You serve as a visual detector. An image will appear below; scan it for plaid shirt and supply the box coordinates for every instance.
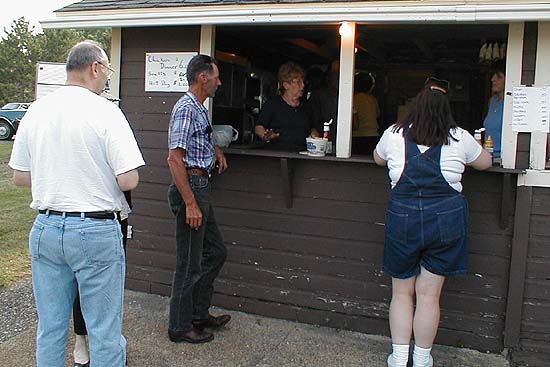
[168,92,215,170]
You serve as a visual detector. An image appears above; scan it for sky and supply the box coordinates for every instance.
[0,0,77,36]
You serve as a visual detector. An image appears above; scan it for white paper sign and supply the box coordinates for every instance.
[145,52,196,92]
[512,86,550,133]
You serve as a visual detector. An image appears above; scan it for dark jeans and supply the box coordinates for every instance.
[73,218,128,335]
[167,177,227,332]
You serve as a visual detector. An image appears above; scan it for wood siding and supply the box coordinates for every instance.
[119,25,199,293]
[127,121,515,353]
[509,187,550,367]
[119,25,550,365]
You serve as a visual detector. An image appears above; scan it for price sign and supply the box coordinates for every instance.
[145,52,196,92]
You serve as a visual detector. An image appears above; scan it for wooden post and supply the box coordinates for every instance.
[530,22,550,170]
[504,185,532,347]
[336,22,355,158]
[501,23,524,169]
[110,27,122,104]
[200,25,216,119]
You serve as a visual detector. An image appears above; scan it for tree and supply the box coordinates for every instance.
[0,18,40,104]
[0,17,111,105]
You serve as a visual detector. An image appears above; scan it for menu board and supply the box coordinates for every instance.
[512,86,550,132]
[145,52,196,92]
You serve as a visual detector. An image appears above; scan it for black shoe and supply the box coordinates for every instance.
[74,362,90,367]
[168,327,214,344]
[192,314,231,330]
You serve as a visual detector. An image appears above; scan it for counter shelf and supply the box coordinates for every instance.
[223,146,524,229]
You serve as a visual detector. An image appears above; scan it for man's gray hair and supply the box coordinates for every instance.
[186,54,218,86]
[66,40,106,72]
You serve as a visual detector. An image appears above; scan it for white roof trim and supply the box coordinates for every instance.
[42,2,550,29]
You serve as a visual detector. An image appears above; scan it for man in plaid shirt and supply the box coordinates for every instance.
[166,54,230,344]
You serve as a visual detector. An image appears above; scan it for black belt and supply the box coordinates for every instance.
[38,209,118,220]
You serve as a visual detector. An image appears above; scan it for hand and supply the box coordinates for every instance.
[214,146,228,173]
[186,200,203,229]
[263,129,280,142]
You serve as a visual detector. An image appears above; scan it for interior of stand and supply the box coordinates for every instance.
[213,23,508,151]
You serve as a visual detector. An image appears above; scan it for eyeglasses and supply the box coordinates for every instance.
[97,61,115,78]
[289,79,304,85]
[424,77,450,92]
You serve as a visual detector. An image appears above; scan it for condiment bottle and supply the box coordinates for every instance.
[323,120,333,154]
[474,129,482,145]
[484,135,494,154]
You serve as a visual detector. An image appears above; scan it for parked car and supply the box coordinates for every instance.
[0,102,31,140]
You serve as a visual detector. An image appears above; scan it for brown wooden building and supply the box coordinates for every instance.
[44,1,550,366]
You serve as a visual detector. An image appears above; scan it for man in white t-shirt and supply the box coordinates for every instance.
[9,40,145,367]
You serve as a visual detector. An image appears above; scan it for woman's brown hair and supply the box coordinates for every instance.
[394,79,458,146]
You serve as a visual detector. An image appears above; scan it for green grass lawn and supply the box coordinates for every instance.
[0,142,35,287]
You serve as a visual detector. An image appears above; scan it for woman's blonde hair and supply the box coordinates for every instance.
[277,61,304,94]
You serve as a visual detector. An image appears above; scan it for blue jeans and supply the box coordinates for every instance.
[30,213,126,367]
[168,176,227,332]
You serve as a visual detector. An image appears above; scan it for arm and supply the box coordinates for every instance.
[116,169,139,191]
[254,124,279,142]
[167,148,202,229]
[13,170,31,187]
[373,149,387,166]
[255,100,280,142]
[468,149,493,170]
[214,146,228,174]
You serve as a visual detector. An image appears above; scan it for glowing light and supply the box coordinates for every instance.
[339,21,353,37]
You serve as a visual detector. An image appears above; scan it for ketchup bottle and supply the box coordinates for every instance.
[323,120,333,154]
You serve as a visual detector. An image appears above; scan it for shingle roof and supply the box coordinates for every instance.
[58,0,372,12]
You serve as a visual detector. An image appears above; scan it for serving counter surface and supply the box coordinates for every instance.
[223,146,525,174]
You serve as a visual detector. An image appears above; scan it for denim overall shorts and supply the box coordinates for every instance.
[383,129,469,279]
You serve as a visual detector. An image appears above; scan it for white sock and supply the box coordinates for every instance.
[413,344,433,367]
[74,334,89,364]
[388,343,409,367]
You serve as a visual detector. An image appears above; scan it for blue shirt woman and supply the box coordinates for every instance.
[483,94,504,158]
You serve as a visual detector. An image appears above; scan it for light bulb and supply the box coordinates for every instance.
[339,21,353,37]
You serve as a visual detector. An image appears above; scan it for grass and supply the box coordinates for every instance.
[0,142,35,287]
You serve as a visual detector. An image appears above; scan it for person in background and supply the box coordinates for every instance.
[352,72,380,155]
[374,79,492,367]
[254,61,313,151]
[72,190,132,367]
[8,40,145,367]
[306,60,339,136]
[483,60,506,158]
[167,54,230,344]
[304,66,326,102]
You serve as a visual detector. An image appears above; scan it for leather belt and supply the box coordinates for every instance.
[186,168,209,178]
[38,209,118,220]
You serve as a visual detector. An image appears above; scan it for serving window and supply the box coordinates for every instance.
[213,23,508,156]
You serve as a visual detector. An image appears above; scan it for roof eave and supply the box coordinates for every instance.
[40,2,550,29]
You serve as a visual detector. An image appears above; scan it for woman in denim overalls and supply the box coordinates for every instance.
[374,79,492,367]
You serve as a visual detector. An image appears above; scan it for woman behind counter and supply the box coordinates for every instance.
[352,72,380,155]
[483,60,505,158]
[254,62,313,151]
[374,79,492,367]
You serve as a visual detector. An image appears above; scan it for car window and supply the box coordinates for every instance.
[1,103,19,110]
